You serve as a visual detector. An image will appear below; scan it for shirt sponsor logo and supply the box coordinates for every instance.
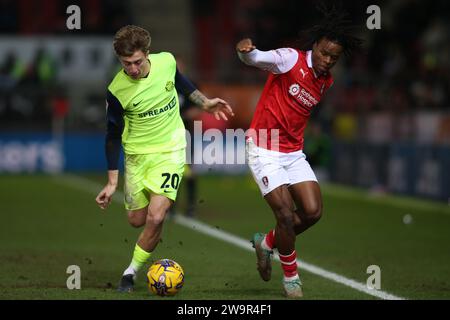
[137,97,177,118]
[288,83,318,110]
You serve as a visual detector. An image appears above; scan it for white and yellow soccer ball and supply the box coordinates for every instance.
[147,259,184,296]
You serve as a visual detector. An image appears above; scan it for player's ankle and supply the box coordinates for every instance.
[283,274,299,282]
[261,237,272,251]
[123,266,137,276]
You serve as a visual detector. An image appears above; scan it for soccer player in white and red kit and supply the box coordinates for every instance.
[237,7,361,298]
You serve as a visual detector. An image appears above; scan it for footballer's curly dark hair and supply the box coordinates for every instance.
[297,2,363,56]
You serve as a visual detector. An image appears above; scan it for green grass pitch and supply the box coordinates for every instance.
[0,174,449,300]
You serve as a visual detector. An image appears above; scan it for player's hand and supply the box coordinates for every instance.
[95,184,116,210]
[202,98,234,121]
[236,38,256,53]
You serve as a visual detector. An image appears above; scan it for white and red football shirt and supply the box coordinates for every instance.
[239,48,334,153]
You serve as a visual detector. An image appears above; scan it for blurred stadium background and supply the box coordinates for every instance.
[0,0,449,300]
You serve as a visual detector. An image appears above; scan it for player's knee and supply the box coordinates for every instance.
[274,206,295,228]
[305,203,322,223]
[129,219,145,228]
[146,211,166,227]
[127,212,146,228]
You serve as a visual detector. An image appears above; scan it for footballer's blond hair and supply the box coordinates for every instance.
[113,25,151,57]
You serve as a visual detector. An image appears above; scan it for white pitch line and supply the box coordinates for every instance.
[174,215,405,300]
[57,174,406,300]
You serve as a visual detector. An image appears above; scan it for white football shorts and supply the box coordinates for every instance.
[246,138,318,196]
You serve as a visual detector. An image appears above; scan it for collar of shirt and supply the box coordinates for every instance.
[306,50,330,79]
[306,50,318,78]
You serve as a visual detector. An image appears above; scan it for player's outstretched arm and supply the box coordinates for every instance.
[236,38,298,74]
[189,90,234,121]
[95,170,118,210]
[236,38,272,69]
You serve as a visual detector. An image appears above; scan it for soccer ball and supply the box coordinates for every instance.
[147,259,184,296]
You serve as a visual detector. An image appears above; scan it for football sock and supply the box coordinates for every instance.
[261,229,275,250]
[279,250,299,280]
[123,244,151,276]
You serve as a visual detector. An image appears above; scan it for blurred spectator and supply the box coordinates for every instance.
[0,48,58,130]
[23,48,57,87]
[0,52,26,124]
[0,51,25,89]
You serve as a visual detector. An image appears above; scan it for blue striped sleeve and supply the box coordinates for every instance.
[175,68,197,103]
[105,90,124,170]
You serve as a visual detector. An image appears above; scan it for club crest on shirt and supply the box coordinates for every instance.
[165,81,174,92]
[262,176,269,187]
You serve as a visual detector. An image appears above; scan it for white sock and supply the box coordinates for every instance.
[261,237,272,251]
[123,266,137,276]
[284,274,299,282]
